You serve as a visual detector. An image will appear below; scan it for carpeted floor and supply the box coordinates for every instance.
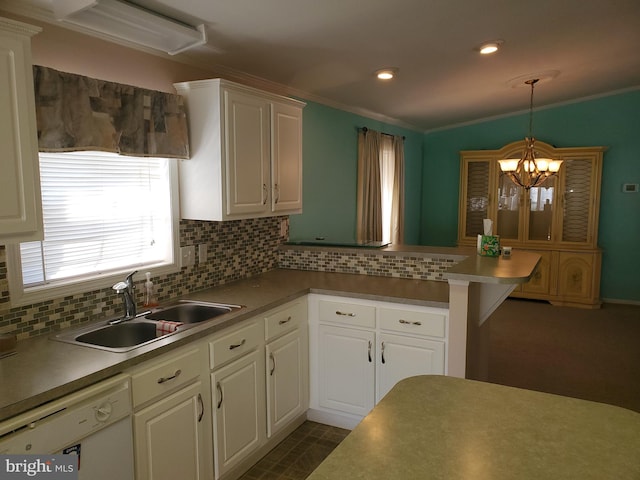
[487,298,640,412]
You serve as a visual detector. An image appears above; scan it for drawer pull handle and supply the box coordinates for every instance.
[229,339,246,350]
[336,311,356,317]
[197,393,204,422]
[157,369,182,384]
[278,316,292,325]
[368,340,372,363]
[399,319,422,326]
[381,342,386,364]
[269,352,276,376]
[216,382,223,409]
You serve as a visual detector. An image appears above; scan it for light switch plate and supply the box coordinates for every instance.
[622,183,638,193]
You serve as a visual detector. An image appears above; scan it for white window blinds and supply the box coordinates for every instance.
[20,151,174,287]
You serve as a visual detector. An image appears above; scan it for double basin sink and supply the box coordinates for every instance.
[53,301,242,353]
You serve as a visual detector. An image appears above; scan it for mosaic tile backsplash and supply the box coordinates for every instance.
[0,217,287,340]
[278,248,458,281]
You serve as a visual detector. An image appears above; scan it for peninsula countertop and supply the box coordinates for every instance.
[307,376,640,480]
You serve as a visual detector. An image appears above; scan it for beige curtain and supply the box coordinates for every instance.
[391,135,405,244]
[32,65,190,159]
[357,129,382,242]
[357,128,405,244]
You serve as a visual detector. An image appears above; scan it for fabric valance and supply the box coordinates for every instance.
[32,65,190,159]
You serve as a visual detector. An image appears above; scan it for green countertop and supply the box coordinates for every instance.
[307,376,640,480]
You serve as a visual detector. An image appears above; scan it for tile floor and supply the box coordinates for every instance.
[239,421,350,480]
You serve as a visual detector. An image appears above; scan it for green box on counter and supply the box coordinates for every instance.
[479,235,500,257]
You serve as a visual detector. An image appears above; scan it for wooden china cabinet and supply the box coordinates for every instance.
[458,139,606,308]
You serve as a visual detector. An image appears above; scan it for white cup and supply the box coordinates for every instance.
[502,246,512,258]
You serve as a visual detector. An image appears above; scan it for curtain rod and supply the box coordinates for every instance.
[359,127,405,140]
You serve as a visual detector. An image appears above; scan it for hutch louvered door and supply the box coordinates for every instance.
[459,140,606,308]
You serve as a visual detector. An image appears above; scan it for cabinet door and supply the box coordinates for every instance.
[525,179,557,243]
[521,250,553,295]
[458,156,496,243]
[211,349,265,479]
[134,381,207,480]
[266,329,305,437]
[318,325,375,416]
[377,333,444,402]
[223,88,271,216]
[271,101,303,213]
[0,20,43,242]
[557,252,595,300]
[496,173,523,241]
[557,155,600,246]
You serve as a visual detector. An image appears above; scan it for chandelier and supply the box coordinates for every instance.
[498,79,562,189]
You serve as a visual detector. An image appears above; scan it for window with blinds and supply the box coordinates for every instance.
[11,151,178,299]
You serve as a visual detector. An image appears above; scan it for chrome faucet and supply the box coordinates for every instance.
[110,270,137,324]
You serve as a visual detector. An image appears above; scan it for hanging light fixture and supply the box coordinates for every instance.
[498,79,562,190]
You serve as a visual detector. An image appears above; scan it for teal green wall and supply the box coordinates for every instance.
[291,90,639,301]
[422,89,640,302]
[289,101,424,244]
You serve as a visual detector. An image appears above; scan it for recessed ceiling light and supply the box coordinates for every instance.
[478,40,503,55]
[375,68,398,80]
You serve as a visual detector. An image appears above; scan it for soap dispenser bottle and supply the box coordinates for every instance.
[143,271,158,307]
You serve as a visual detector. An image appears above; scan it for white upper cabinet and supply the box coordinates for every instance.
[174,78,305,221]
[0,17,43,243]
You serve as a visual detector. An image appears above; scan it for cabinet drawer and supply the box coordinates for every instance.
[131,347,201,407]
[265,301,305,341]
[318,300,375,328]
[379,307,446,338]
[209,320,262,370]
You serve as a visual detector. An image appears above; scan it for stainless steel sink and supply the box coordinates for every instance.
[52,301,242,352]
[145,301,242,324]
[74,321,159,349]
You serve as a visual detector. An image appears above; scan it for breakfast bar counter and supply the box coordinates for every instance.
[306,375,640,480]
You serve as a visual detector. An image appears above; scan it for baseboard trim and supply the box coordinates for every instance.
[306,408,360,430]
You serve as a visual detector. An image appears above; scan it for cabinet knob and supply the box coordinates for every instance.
[336,311,356,317]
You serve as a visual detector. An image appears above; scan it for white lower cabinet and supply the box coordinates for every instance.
[129,346,209,480]
[133,381,206,480]
[266,329,306,438]
[212,348,265,478]
[207,299,308,480]
[126,297,312,480]
[317,325,375,417]
[377,333,444,401]
[209,320,265,479]
[309,294,448,429]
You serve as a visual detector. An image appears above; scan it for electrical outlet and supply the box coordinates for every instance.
[198,243,207,263]
[179,245,195,268]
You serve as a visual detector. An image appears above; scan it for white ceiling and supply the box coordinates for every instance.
[6,0,640,131]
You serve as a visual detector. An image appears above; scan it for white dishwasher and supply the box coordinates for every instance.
[0,374,134,480]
